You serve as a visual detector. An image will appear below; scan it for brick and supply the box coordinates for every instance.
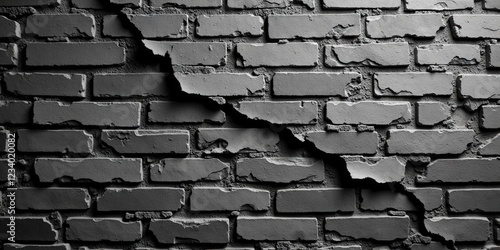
[325,43,409,67]
[367,14,443,38]
[0,101,31,124]
[325,216,410,241]
[142,40,226,66]
[406,187,443,211]
[110,0,142,7]
[0,217,57,242]
[174,73,265,97]
[237,157,324,183]
[26,42,125,66]
[149,219,229,244]
[268,14,360,39]
[236,43,318,67]
[126,14,187,39]
[273,72,361,97]
[418,158,500,183]
[71,0,105,8]
[305,131,378,155]
[0,16,21,39]
[484,0,500,9]
[197,14,263,37]
[417,102,451,126]
[0,0,60,6]
[410,242,449,250]
[481,105,500,129]
[448,189,500,213]
[97,188,184,211]
[487,44,500,68]
[151,0,222,7]
[387,129,474,155]
[458,75,500,99]
[34,158,143,183]
[405,0,473,10]
[3,244,71,250]
[0,43,17,66]
[236,217,318,241]
[326,101,411,125]
[150,158,229,182]
[191,187,270,211]
[198,128,279,153]
[424,217,489,242]
[360,190,417,211]
[343,157,405,183]
[228,0,289,9]
[102,130,189,154]
[479,134,500,156]
[374,73,454,97]
[323,0,400,8]
[34,101,141,127]
[93,73,169,97]
[102,15,133,37]
[451,15,500,39]
[416,44,480,65]
[26,14,95,38]
[65,218,142,242]
[149,101,225,124]
[16,188,90,210]
[276,188,355,213]
[18,130,93,154]
[4,73,86,98]
[235,101,318,124]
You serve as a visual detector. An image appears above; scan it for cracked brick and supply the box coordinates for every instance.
[323,0,400,8]
[479,134,500,156]
[343,157,405,183]
[5,73,86,98]
[416,102,451,126]
[151,0,222,7]
[126,14,188,39]
[458,74,500,99]
[405,0,473,10]
[0,43,18,66]
[175,73,265,97]
[18,130,93,154]
[276,188,355,213]
[228,0,289,9]
[451,15,500,39]
[237,43,318,67]
[235,101,318,124]
[268,14,360,39]
[236,217,318,241]
[143,40,226,66]
[387,129,474,155]
[0,217,57,242]
[418,158,500,183]
[326,101,411,125]
[26,14,96,38]
[487,44,500,68]
[416,44,480,65]
[325,216,410,241]
[149,101,225,124]
[97,188,184,211]
[149,219,229,244]
[0,16,21,39]
[190,187,270,211]
[197,128,279,153]
[305,131,379,155]
[197,14,263,37]
[366,14,444,38]
[481,105,500,129]
[273,72,361,97]
[325,43,410,67]
[93,73,169,97]
[101,130,190,154]
[237,157,324,183]
[448,189,500,213]
[16,188,90,211]
[374,73,453,97]
[65,218,142,242]
[150,158,228,182]
[424,217,489,242]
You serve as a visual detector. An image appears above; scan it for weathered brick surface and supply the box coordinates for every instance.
[305,131,379,155]
[101,130,189,154]
[197,14,263,37]
[3,244,71,250]
[149,101,225,124]
[97,188,184,211]
[481,105,500,129]
[65,218,142,242]
[487,44,500,68]
[237,157,324,183]
[0,43,17,66]
[405,0,473,10]
[276,188,355,213]
[71,0,104,8]
[424,217,489,242]
[103,15,133,37]
[236,217,318,241]
[325,216,410,241]
[0,16,21,39]
[175,73,265,96]
[0,101,31,124]
[190,187,270,211]
[149,219,229,244]
[17,188,90,210]
[150,158,229,182]
[325,43,410,67]
[268,14,360,39]
[273,72,360,97]
[366,14,443,38]
[416,101,451,126]
[323,0,400,9]
[18,130,93,154]
[151,0,222,8]
[451,15,500,38]
[374,72,454,97]
[344,157,405,183]
[237,43,318,67]
[5,73,86,98]
[387,129,474,155]
[142,40,226,66]
[198,128,279,153]
[448,189,500,213]
[458,74,500,99]
[326,101,411,125]
[416,44,480,65]
[126,14,188,39]
[228,0,289,9]
[360,190,417,211]
[0,217,57,242]
[0,0,60,6]
[406,187,443,211]
[93,73,169,97]
[236,101,318,124]
[418,158,500,183]
[479,134,500,156]
[26,14,96,38]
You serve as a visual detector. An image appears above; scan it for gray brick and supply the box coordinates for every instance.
[198,128,279,153]
[236,43,318,67]
[4,244,71,250]
[0,16,20,39]
[305,131,379,155]
[416,44,480,65]
[65,218,142,242]
[110,0,142,7]
[481,105,500,129]
[18,130,93,154]
[451,15,500,38]
[343,157,405,183]
[103,15,133,37]
[268,14,360,39]
[143,40,226,66]
[0,43,17,66]
[235,101,318,124]
[17,188,90,210]
[228,0,289,9]
[405,0,473,10]
[149,101,225,124]
[34,158,143,183]
[407,187,443,211]
[375,73,454,97]
[448,189,500,213]
[361,190,417,211]
[325,216,410,241]
[326,101,411,125]
[34,101,141,127]
[101,130,190,154]
[127,14,187,38]
[0,0,60,6]
[417,101,451,126]
[174,73,265,97]
[151,0,222,7]
[276,188,355,213]
[71,0,105,8]
[26,42,125,66]
[5,72,86,98]
[367,14,443,38]
[150,158,229,182]
[418,158,500,183]
[487,44,500,68]
[197,14,263,37]
[387,129,474,155]
[191,187,270,211]
[484,0,500,9]
[149,219,229,244]
[93,73,169,97]
[323,0,400,8]
[325,43,410,67]
[424,217,489,242]
[479,134,500,156]
[237,157,324,183]
[236,217,318,241]
[0,101,31,124]
[26,14,95,38]
[0,217,57,242]
[410,242,450,250]
[273,72,361,97]
[97,188,184,211]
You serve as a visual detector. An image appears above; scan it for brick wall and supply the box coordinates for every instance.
[0,0,499,249]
